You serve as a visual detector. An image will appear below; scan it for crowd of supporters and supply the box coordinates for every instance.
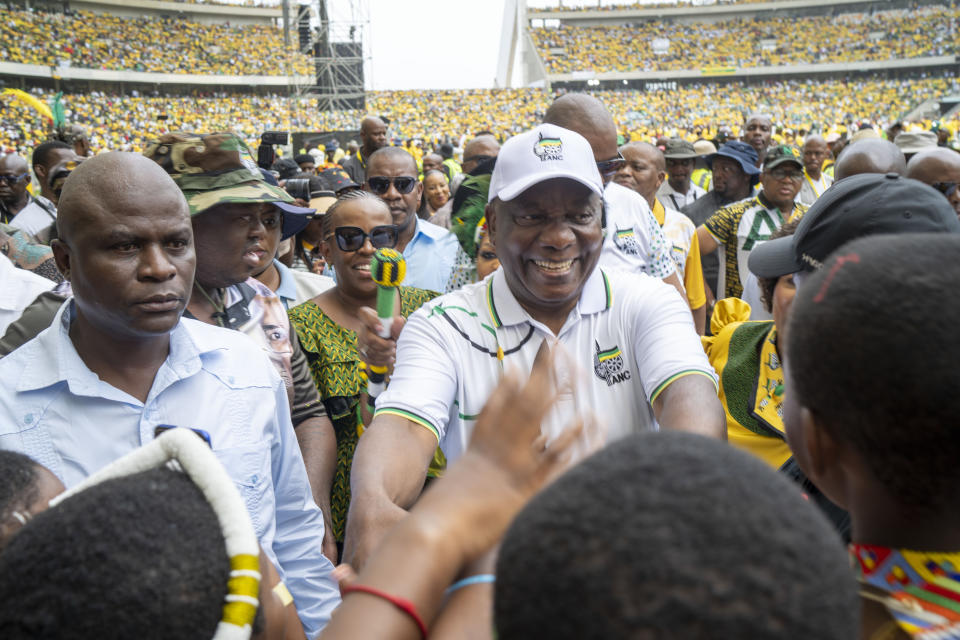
[3,76,958,156]
[530,0,776,11]
[0,8,309,76]
[531,5,958,73]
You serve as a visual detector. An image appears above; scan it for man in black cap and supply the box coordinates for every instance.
[295,153,317,174]
[684,140,760,300]
[697,145,805,301]
[658,138,705,210]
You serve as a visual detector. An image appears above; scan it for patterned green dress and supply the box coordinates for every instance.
[288,286,438,542]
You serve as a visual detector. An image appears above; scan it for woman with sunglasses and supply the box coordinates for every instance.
[288,190,439,552]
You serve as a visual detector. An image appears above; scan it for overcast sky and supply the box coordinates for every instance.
[357,0,688,90]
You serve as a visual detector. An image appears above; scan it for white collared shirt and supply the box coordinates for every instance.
[0,303,340,634]
[0,252,54,335]
[375,266,717,463]
[599,181,678,280]
[658,180,706,211]
[10,197,56,237]
[797,170,833,206]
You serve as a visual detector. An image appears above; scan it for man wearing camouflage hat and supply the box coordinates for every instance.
[142,132,341,553]
[696,144,806,301]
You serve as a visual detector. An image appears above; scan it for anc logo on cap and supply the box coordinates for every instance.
[533,132,563,162]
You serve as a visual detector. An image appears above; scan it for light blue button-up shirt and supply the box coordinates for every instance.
[0,302,340,637]
[402,217,463,293]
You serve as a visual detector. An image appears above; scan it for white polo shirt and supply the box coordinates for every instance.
[599,181,677,281]
[375,266,717,463]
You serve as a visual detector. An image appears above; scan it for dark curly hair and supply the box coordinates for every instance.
[757,218,801,314]
[789,233,960,513]
[495,431,857,640]
[0,451,42,551]
[0,468,234,640]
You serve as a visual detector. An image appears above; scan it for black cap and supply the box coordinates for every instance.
[748,173,960,278]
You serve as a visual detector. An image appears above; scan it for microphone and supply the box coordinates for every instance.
[367,248,406,403]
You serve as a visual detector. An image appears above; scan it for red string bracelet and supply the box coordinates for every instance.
[341,584,429,638]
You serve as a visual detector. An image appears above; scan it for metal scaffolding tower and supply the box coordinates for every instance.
[284,0,370,112]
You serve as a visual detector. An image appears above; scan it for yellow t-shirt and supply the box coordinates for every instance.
[653,199,707,310]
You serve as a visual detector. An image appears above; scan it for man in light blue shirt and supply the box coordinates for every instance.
[365,147,473,292]
[0,152,339,636]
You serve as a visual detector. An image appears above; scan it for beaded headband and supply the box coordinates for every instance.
[50,429,260,640]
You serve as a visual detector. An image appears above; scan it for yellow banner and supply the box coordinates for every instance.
[701,67,738,75]
[2,88,54,124]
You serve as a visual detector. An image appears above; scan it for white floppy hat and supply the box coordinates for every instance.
[488,124,603,203]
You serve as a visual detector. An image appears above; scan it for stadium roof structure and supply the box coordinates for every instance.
[500,0,959,89]
[71,0,282,20]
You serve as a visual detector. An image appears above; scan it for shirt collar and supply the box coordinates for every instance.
[16,300,213,397]
[652,198,666,226]
[272,259,298,308]
[486,266,612,329]
[407,216,448,247]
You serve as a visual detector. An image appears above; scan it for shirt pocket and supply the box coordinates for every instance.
[214,443,271,536]
[0,405,62,477]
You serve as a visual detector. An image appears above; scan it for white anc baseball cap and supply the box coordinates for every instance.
[488,124,604,203]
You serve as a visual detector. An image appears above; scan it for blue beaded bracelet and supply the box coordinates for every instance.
[446,573,496,595]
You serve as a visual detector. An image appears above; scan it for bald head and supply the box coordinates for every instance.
[906,148,960,185]
[367,146,418,176]
[802,135,829,178]
[834,139,906,181]
[359,116,388,155]
[616,142,665,206]
[462,135,501,174]
[0,153,28,174]
[544,94,618,162]
[58,152,188,242]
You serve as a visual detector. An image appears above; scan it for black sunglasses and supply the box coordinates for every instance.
[0,173,29,184]
[329,225,399,252]
[932,181,958,197]
[367,176,417,195]
[596,154,625,177]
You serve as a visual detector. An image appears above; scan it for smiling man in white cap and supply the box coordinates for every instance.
[343,124,725,569]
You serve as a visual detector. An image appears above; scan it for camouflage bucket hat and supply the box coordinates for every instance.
[142,132,314,238]
[763,144,803,171]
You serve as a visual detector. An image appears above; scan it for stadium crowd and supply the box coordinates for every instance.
[531,5,958,73]
[3,76,959,156]
[530,0,778,11]
[1,2,960,639]
[0,8,310,76]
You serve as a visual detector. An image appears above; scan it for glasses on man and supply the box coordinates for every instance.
[463,154,495,166]
[0,173,30,185]
[596,154,625,179]
[769,167,804,182]
[367,176,417,195]
[329,225,399,252]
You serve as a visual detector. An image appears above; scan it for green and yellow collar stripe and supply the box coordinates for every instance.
[602,270,613,310]
[374,407,441,443]
[486,277,502,328]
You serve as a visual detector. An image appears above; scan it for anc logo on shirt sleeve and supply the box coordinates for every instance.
[613,226,642,256]
[533,133,563,162]
[594,341,631,386]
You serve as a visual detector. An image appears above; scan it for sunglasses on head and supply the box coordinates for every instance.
[329,225,399,252]
[596,154,625,178]
[367,176,417,195]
